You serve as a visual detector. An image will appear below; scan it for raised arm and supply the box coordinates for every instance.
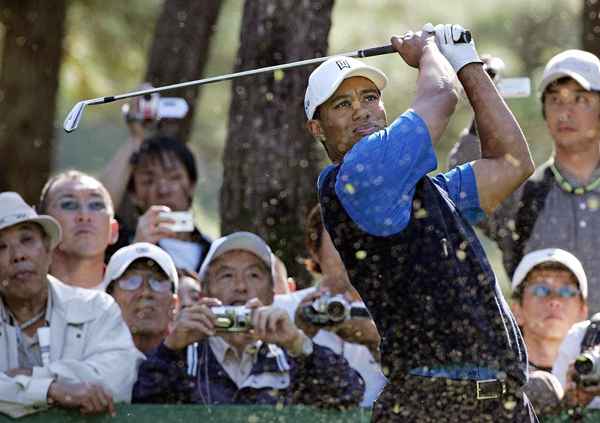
[458,64,534,214]
[391,30,458,144]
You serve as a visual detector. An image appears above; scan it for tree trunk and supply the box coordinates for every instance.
[221,0,334,287]
[144,0,223,143]
[0,0,67,203]
[583,0,600,57]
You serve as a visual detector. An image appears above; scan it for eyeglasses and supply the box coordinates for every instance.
[525,283,581,299]
[116,275,173,293]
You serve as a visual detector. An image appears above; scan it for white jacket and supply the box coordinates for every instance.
[0,276,144,409]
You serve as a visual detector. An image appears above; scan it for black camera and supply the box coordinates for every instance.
[301,293,369,326]
[211,306,252,332]
[574,348,600,387]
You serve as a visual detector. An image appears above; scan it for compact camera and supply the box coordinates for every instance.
[574,348,600,387]
[122,84,189,123]
[302,293,364,326]
[211,306,252,332]
[159,211,194,232]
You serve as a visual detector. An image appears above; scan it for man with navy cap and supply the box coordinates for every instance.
[305,24,536,421]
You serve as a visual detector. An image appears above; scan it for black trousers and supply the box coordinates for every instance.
[371,375,539,423]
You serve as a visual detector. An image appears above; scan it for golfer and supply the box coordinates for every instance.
[304,24,537,421]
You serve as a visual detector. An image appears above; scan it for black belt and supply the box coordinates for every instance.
[409,375,508,401]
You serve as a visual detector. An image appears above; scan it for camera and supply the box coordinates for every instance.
[159,211,194,232]
[574,348,600,387]
[302,293,354,326]
[211,306,252,332]
[122,83,189,124]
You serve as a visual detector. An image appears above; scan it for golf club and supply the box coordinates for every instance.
[63,31,471,133]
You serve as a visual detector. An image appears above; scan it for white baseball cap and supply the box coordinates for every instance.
[102,242,178,292]
[198,231,272,282]
[0,191,62,249]
[304,56,388,120]
[539,49,600,94]
[512,248,588,299]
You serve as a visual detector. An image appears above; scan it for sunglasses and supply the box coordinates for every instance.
[525,283,580,299]
[116,275,173,293]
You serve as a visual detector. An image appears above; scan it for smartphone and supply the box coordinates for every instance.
[159,211,194,232]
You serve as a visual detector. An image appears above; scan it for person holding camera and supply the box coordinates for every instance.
[102,242,179,356]
[510,248,588,415]
[132,231,363,408]
[306,24,536,421]
[449,49,600,314]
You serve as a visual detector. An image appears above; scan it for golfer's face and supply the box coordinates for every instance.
[318,76,387,162]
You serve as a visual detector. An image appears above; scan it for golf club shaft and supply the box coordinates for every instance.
[85,45,397,107]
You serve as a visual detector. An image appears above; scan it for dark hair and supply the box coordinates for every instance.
[304,204,323,274]
[38,170,113,215]
[127,136,198,193]
[540,76,600,120]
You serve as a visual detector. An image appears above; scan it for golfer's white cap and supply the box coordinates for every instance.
[512,248,588,299]
[198,232,272,282]
[304,56,388,120]
[539,49,600,94]
[102,242,179,292]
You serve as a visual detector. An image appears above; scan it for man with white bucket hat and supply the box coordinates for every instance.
[0,192,143,417]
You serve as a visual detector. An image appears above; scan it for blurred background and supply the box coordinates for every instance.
[0,0,598,291]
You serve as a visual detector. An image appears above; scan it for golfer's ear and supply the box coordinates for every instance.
[306,119,323,139]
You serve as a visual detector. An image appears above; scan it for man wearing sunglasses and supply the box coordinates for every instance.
[511,248,588,415]
[132,231,363,408]
[103,242,178,355]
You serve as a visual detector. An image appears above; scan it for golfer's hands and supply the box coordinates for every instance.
[133,205,177,244]
[164,298,222,350]
[428,23,481,72]
[47,381,115,416]
[246,298,307,354]
[391,28,437,68]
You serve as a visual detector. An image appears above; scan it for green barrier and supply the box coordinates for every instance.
[1,405,600,422]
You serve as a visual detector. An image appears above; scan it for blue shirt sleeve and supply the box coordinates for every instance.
[331,110,437,236]
[433,163,485,225]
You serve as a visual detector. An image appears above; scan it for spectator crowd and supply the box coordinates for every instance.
[1,22,599,422]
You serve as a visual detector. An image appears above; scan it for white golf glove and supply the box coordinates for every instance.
[424,23,482,72]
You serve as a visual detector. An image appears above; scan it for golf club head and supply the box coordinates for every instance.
[63,101,88,133]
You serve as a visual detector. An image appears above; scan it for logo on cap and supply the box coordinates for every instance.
[336,59,351,71]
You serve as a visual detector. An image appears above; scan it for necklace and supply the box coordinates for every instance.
[550,162,600,195]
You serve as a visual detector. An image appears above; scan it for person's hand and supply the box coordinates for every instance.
[390,28,436,69]
[333,318,381,361]
[47,381,115,416]
[246,298,305,353]
[164,298,222,351]
[5,368,33,377]
[294,290,326,338]
[564,362,600,407]
[429,23,482,72]
[133,205,177,244]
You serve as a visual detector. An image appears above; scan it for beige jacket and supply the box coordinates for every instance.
[0,276,144,409]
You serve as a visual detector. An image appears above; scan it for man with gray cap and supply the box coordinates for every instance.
[103,242,179,355]
[449,49,600,314]
[510,248,588,415]
[306,24,536,421]
[0,192,143,417]
[133,231,363,408]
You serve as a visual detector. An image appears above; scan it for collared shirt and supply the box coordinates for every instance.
[0,287,53,369]
[208,337,261,388]
[319,110,483,237]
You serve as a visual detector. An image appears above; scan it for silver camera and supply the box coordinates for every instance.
[211,306,252,332]
[302,293,352,326]
[574,348,600,387]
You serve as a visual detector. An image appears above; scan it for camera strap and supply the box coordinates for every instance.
[581,313,600,352]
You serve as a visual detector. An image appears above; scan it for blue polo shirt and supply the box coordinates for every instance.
[318,110,484,236]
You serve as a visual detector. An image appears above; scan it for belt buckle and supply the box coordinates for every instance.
[476,379,506,400]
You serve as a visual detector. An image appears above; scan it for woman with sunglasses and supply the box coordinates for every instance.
[510,248,588,416]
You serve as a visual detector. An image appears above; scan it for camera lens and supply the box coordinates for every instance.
[327,301,347,322]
